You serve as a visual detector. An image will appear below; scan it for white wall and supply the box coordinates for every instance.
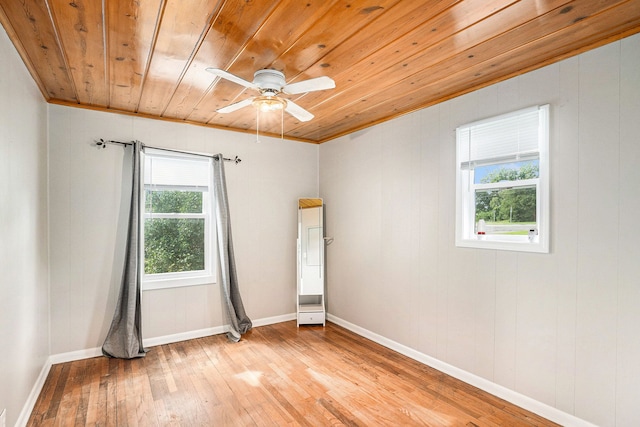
[0,26,50,427]
[48,106,318,354]
[320,33,640,427]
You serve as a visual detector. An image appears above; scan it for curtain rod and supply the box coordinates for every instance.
[94,139,242,164]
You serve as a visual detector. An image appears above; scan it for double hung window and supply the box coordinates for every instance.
[142,149,216,289]
[455,105,550,253]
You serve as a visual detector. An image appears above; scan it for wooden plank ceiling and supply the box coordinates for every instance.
[1,0,639,143]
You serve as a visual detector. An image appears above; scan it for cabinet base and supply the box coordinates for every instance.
[297,311,325,326]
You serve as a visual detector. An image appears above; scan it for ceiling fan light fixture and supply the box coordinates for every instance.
[208,67,333,126]
[252,95,285,112]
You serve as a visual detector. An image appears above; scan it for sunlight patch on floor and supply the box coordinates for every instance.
[234,370,263,387]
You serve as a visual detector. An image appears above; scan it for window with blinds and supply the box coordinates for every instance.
[142,149,217,290]
[455,105,550,253]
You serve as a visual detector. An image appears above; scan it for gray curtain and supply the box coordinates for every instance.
[102,141,146,359]
[212,154,252,342]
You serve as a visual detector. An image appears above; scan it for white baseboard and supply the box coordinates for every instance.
[251,312,296,327]
[326,313,597,427]
[17,313,296,427]
[143,325,228,348]
[49,347,104,365]
[15,358,52,427]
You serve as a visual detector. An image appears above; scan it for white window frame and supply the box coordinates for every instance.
[455,104,550,253]
[141,149,217,290]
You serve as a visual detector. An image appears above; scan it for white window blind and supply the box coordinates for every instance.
[458,106,542,168]
[144,150,210,190]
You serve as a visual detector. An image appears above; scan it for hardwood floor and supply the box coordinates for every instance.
[28,321,559,426]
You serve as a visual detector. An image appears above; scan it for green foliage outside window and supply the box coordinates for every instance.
[145,189,202,213]
[475,163,538,224]
[144,190,206,274]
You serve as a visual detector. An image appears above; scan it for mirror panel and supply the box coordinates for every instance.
[298,198,323,295]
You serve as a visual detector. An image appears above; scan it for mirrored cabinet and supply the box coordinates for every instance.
[297,198,325,326]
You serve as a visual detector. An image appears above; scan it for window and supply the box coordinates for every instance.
[142,149,216,290]
[455,105,549,253]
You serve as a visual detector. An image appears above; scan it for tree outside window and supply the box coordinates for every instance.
[474,161,538,235]
[144,190,205,274]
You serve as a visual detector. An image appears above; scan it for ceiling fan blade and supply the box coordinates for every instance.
[206,68,258,90]
[217,98,254,114]
[285,100,314,122]
[282,76,335,95]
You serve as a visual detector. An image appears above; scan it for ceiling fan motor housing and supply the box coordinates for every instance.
[253,69,286,95]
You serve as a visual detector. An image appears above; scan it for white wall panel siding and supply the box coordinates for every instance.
[379,113,421,345]
[553,55,581,416]
[515,254,557,406]
[48,106,318,354]
[616,34,640,427]
[493,250,519,390]
[435,102,456,362]
[0,26,49,427]
[575,42,620,427]
[416,106,441,358]
[320,33,640,427]
[446,248,477,373]
[473,250,496,381]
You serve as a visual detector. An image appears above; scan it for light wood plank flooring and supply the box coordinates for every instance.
[28,321,559,426]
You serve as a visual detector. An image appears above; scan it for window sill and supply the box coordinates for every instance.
[142,273,216,291]
[456,237,549,253]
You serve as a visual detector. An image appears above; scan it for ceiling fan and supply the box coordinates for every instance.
[206,68,335,122]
